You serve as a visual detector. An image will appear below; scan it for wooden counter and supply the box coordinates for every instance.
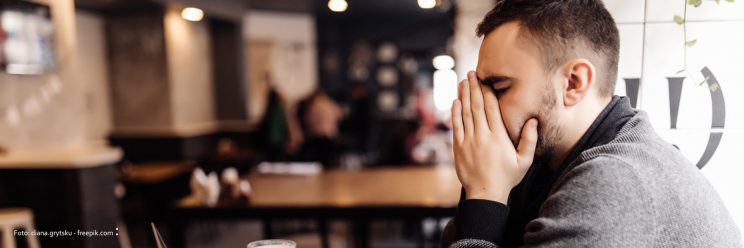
[0,145,123,248]
[0,146,122,169]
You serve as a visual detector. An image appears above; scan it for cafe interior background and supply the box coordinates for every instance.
[0,0,742,247]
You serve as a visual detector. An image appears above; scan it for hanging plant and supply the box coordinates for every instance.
[673,0,735,91]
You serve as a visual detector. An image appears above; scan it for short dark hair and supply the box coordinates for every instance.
[476,0,620,97]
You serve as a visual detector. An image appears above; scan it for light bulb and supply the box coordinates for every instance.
[181,7,204,22]
[433,55,455,70]
[328,0,348,12]
[418,0,436,9]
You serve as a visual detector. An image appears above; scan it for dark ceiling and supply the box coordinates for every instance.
[76,0,455,19]
[249,0,454,18]
[246,0,314,12]
[75,0,163,13]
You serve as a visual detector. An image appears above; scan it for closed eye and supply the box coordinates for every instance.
[493,89,507,97]
[478,75,511,97]
[492,87,508,97]
[478,76,508,86]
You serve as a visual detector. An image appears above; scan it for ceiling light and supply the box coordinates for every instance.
[181,7,204,22]
[418,0,436,9]
[433,55,455,70]
[328,0,348,12]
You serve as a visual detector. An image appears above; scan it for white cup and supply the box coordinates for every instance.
[246,239,296,248]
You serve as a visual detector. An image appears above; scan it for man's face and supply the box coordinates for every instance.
[475,21,563,162]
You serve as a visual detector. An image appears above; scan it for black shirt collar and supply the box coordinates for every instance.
[555,96,637,173]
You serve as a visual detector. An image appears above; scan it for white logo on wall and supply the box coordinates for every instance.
[622,66,725,169]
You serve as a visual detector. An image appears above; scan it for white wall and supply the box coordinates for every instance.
[453,0,494,80]
[243,10,318,124]
[0,1,111,151]
[164,7,217,134]
[608,0,744,236]
[76,11,113,145]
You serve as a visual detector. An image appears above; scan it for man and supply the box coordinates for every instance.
[442,0,742,247]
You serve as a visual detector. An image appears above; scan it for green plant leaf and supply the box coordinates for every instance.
[685,39,698,47]
[725,0,734,3]
[674,15,685,25]
[716,0,721,4]
[710,83,720,92]
[688,0,703,7]
[698,76,711,86]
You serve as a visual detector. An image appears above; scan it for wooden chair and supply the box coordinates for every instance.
[0,208,40,248]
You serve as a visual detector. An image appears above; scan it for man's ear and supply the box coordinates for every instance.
[561,58,595,107]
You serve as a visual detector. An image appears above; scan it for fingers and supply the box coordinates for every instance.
[467,71,488,133]
[480,83,502,131]
[451,99,464,144]
[459,79,474,137]
[516,118,539,167]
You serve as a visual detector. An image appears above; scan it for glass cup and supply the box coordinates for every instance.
[246,239,296,248]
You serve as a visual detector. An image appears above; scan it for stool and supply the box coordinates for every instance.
[0,208,40,248]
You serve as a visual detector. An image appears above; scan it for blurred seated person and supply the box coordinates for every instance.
[344,82,374,154]
[293,90,344,167]
[255,82,304,162]
[411,90,454,165]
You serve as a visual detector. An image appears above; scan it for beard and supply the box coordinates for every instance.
[527,82,562,166]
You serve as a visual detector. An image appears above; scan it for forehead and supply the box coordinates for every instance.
[476,22,541,77]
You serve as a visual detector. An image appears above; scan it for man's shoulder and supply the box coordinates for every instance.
[551,155,649,200]
[576,110,694,172]
[561,109,701,199]
[550,112,742,246]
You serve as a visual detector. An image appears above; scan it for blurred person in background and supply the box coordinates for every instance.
[294,89,345,167]
[411,89,453,165]
[255,74,304,162]
[345,82,374,154]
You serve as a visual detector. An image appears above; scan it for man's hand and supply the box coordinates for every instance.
[451,71,539,204]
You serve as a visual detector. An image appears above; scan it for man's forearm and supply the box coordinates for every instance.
[442,188,510,248]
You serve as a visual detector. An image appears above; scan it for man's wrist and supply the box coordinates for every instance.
[455,199,510,245]
[464,186,510,204]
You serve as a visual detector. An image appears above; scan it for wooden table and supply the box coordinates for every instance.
[120,161,195,184]
[168,165,461,248]
[0,146,123,248]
